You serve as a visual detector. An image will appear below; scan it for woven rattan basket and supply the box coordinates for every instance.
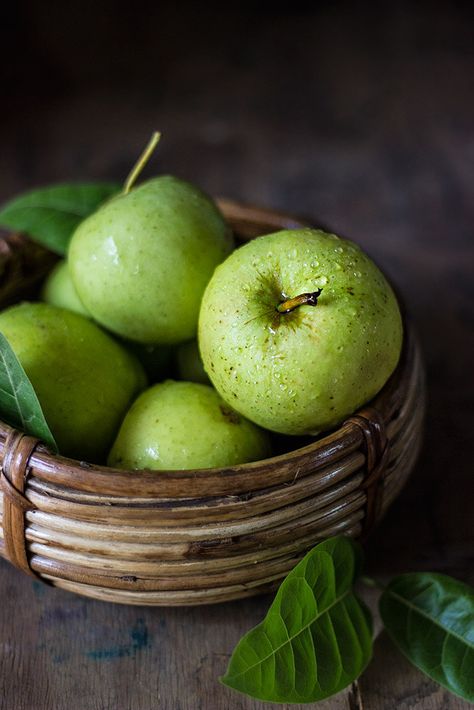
[0,200,425,606]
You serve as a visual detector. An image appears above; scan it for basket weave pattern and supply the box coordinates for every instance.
[0,203,425,605]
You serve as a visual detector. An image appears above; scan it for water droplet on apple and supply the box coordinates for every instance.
[335,246,344,253]
[319,276,328,286]
[105,236,120,265]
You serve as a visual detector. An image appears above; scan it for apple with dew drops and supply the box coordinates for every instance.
[198,228,403,436]
[108,380,272,470]
[68,133,234,345]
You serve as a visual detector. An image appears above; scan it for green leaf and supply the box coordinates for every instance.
[0,182,120,255]
[380,572,474,703]
[221,536,373,703]
[0,333,57,451]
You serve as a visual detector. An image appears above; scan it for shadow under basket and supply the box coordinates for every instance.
[0,200,425,606]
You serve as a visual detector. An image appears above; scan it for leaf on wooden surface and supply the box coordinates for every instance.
[380,572,474,703]
[0,182,120,255]
[221,536,373,703]
[0,333,57,450]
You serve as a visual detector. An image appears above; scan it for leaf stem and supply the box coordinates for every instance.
[360,575,386,591]
[123,131,161,195]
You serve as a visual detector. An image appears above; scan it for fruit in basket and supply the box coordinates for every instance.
[42,260,89,317]
[0,303,146,461]
[41,261,174,381]
[199,229,403,436]
[68,175,233,345]
[108,380,272,470]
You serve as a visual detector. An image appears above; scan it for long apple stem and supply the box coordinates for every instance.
[123,131,161,195]
[277,289,323,314]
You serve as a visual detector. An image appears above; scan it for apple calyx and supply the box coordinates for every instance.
[123,131,161,195]
[276,288,323,314]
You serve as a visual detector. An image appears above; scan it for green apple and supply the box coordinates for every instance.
[41,262,174,381]
[175,339,209,384]
[68,176,234,345]
[42,260,89,317]
[198,229,403,436]
[0,302,146,461]
[108,380,272,470]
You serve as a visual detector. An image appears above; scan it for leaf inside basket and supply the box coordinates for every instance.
[0,332,57,450]
[221,536,373,703]
[0,182,120,255]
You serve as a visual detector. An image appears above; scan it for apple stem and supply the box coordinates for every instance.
[123,131,161,195]
[277,289,323,314]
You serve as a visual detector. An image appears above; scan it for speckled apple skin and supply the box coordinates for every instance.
[198,229,403,436]
[42,260,90,317]
[0,303,146,461]
[68,176,233,345]
[108,380,272,470]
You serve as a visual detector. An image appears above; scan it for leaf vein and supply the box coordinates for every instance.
[387,588,474,650]
[226,587,352,683]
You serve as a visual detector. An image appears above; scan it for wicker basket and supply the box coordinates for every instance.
[0,200,425,606]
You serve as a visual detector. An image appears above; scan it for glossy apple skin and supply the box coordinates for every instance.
[68,176,234,345]
[108,380,272,470]
[0,303,146,461]
[198,229,403,436]
[42,260,90,317]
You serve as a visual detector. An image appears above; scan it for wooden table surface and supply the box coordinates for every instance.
[0,4,473,708]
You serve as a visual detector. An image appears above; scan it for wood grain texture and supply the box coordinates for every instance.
[359,632,472,710]
[0,557,355,710]
[1,2,473,707]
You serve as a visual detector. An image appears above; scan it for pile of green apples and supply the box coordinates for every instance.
[0,141,403,471]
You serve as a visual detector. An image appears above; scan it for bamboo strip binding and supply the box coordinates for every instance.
[0,201,425,605]
[1,430,40,579]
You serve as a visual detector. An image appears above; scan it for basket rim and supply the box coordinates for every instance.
[0,198,414,498]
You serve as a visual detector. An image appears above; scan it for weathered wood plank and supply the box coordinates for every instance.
[359,632,472,710]
[0,559,354,710]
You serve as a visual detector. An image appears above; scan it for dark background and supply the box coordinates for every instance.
[0,3,473,708]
